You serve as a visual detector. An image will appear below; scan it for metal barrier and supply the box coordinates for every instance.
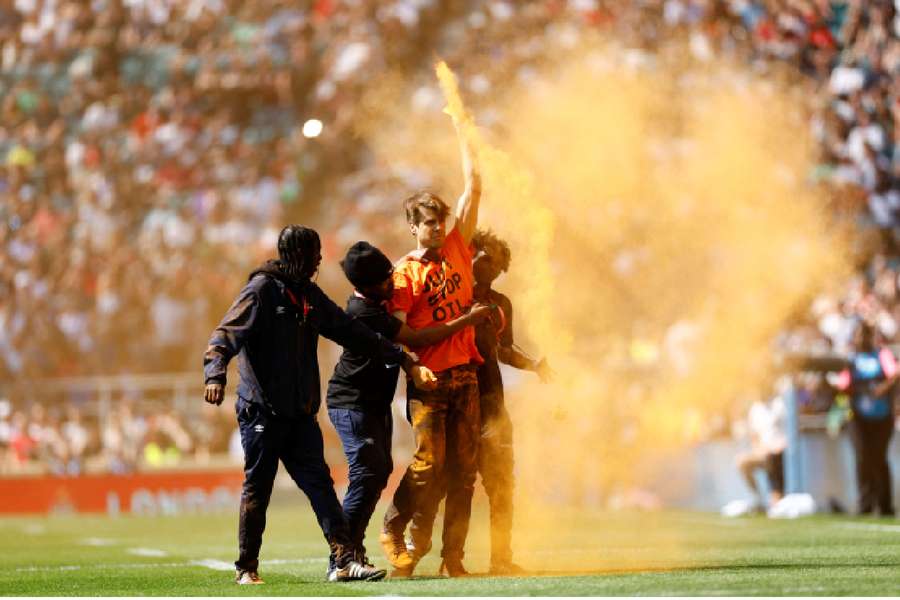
[2,372,205,420]
[780,352,855,496]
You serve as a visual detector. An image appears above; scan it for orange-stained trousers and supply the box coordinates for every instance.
[382,364,480,560]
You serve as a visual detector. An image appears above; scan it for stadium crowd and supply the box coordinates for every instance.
[2,0,900,475]
[0,0,481,383]
[0,394,235,474]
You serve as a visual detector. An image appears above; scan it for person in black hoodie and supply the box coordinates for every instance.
[203,225,435,585]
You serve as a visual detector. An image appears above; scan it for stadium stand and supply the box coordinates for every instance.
[1,0,899,477]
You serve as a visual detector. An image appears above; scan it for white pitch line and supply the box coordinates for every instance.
[127,547,169,557]
[15,556,329,573]
[652,586,828,595]
[16,562,183,572]
[189,557,328,570]
[189,558,234,571]
[80,537,116,547]
[262,558,328,565]
[838,522,900,533]
[21,524,46,535]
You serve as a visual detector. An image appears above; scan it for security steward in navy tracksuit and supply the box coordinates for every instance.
[325,242,490,569]
[841,322,897,517]
[204,226,433,585]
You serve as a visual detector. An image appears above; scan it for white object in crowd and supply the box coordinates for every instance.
[302,119,324,139]
[332,42,371,81]
[829,67,865,96]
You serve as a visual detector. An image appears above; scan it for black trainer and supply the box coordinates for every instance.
[328,560,387,582]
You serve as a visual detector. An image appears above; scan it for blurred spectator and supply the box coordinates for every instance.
[0,399,12,469]
[101,401,146,473]
[142,409,192,467]
[192,402,232,462]
[833,321,897,516]
[61,407,90,475]
[8,411,36,467]
[735,392,787,511]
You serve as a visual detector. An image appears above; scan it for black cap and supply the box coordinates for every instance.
[340,241,393,289]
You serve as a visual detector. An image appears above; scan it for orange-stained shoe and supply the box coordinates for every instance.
[438,558,469,578]
[489,560,526,575]
[379,529,414,571]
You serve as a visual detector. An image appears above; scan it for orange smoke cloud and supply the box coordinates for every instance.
[355,45,852,570]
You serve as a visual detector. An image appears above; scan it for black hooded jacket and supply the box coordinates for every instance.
[203,260,405,418]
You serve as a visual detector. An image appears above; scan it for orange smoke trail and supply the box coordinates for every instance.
[434,59,566,354]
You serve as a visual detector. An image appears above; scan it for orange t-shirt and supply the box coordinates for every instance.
[390,226,483,373]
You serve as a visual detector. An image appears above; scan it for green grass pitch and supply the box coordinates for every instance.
[1,504,898,596]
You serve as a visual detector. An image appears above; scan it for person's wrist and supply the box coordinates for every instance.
[402,352,416,372]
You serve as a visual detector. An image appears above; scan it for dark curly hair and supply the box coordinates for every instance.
[471,228,511,272]
[278,224,321,280]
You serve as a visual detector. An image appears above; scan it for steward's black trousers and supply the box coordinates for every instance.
[235,397,351,571]
[849,416,895,516]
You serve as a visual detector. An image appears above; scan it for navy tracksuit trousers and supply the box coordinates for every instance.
[848,416,895,516]
[235,397,351,571]
[327,408,393,556]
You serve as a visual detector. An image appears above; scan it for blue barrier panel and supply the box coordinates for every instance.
[784,381,802,494]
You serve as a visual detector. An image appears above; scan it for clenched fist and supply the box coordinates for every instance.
[205,382,224,405]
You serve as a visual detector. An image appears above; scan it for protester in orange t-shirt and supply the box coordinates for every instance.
[390,225,482,372]
[380,110,483,578]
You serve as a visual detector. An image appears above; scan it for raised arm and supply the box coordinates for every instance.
[452,115,481,246]
[395,303,491,348]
